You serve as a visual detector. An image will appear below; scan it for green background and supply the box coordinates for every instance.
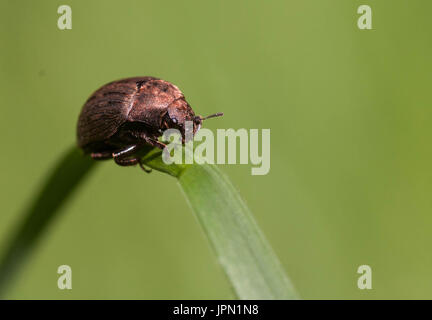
[1,0,431,299]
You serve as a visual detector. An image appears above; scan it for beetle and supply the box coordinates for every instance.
[77,77,222,172]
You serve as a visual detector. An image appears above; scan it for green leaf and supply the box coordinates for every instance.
[0,146,298,299]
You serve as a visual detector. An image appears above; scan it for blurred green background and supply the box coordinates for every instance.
[1,0,431,299]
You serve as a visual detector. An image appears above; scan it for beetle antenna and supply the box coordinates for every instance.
[197,112,224,121]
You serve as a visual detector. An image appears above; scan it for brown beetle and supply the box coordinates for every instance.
[77,77,222,171]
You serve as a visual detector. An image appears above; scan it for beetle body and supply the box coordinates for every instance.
[77,77,221,171]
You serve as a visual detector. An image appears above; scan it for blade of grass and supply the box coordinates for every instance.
[142,149,299,299]
[0,146,96,296]
[0,146,298,299]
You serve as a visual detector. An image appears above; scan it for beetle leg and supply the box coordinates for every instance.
[91,151,113,160]
[113,156,152,173]
[113,157,138,166]
[138,160,152,173]
[145,138,167,150]
[112,145,152,173]
[112,145,140,158]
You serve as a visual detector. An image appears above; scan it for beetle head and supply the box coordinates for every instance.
[161,99,223,142]
[162,99,223,142]
[163,99,195,139]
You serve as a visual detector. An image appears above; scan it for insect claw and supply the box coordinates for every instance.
[138,160,152,173]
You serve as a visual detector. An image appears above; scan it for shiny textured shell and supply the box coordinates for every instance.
[77,76,185,149]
